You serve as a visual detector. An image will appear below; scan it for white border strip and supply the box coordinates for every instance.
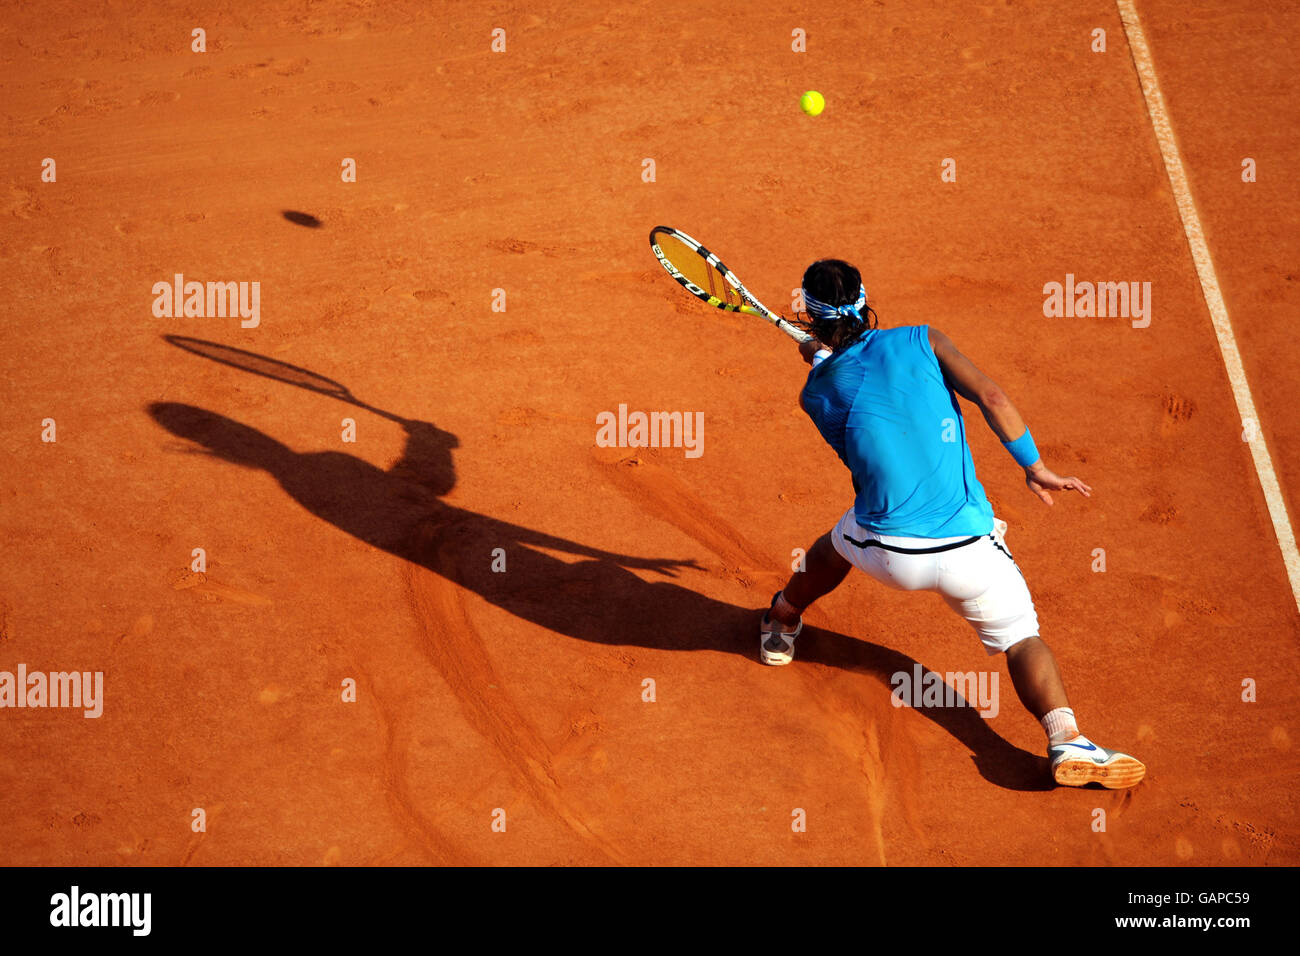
[1117,0,1300,614]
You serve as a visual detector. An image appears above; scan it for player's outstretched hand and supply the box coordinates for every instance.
[1025,462,1092,506]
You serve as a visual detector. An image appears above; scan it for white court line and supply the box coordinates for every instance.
[1116,0,1300,615]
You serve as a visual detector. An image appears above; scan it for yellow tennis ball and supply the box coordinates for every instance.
[800,90,825,116]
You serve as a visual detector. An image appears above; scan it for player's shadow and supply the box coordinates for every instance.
[148,349,1048,792]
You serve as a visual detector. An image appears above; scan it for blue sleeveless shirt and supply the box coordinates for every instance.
[800,325,994,537]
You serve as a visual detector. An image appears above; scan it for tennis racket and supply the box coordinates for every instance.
[649,226,812,343]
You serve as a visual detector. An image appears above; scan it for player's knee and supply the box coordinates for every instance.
[1002,632,1041,656]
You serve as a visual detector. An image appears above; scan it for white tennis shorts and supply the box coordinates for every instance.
[829,506,1040,655]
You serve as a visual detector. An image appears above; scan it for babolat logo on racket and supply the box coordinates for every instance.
[651,243,678,275]
[652,243,709,297]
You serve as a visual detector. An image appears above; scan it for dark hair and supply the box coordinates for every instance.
[801,258,878,348]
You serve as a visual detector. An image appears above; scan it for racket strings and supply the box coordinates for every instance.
[654,233,741,308]
[705,261,743,308]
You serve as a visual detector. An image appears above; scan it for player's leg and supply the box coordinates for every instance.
[940,522,1146,789]
[1004,633,1145,789]
[761,504,943,665]
[1004,636,1069,717]
[762,502,882,666]
[770,531,851,624]
[759,530,850,665]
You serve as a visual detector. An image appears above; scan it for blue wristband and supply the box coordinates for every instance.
[1003,429,1040,468]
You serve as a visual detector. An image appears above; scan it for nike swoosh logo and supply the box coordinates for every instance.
[1053,740,1098,753]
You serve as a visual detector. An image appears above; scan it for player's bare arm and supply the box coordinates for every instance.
[928,327,1092,506]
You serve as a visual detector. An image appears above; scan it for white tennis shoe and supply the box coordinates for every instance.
[759,607,802,666]
[1049,735,1146,789]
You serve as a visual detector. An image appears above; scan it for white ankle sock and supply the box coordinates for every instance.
[1041,707,1079,745]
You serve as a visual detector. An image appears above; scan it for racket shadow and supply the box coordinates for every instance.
[148,364,1044,793]
[163,335,384,410]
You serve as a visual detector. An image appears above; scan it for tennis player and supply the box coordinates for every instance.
[761,259,1145,789]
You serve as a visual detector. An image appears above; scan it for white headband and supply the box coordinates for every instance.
[803,283,867,324]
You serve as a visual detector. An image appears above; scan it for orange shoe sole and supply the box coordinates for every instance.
[1053,754,1146,789]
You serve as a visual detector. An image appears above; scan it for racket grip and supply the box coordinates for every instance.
[780,321,813,343]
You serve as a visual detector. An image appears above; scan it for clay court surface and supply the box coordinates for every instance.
[2,0,1298,866]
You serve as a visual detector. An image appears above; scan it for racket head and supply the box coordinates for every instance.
[649,226,761,313]
[649,227,814,342]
